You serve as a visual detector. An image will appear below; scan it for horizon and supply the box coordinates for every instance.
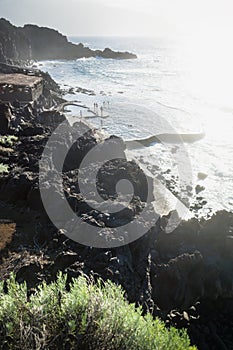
[0,17,192,43]
[1,0,233,108]
[1,0,233,38]
[0,17,177,40]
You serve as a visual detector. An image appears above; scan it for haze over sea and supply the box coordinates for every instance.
[39,36,233,216]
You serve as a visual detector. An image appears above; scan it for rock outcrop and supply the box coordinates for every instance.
[0,19,30,64]
[0,102,12,134]
[0,64,232,350]
[0,18,137,63]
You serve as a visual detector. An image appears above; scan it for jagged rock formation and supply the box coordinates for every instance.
[0,19,30,64]
[0,64,232,349]
[0,18,137,63]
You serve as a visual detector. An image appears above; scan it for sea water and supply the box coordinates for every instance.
[38,37,233,215]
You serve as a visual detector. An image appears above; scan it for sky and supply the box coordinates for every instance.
[0,0,233,37]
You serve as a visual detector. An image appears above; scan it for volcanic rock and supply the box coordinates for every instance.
[0,18,137,63]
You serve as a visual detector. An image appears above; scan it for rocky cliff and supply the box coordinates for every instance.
[0,19,31,64]
[0,18,137,63]
[0,92,232,348]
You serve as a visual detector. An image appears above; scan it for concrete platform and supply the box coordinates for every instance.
[0,73,43,103]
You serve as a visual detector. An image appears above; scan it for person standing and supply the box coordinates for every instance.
[100,105,103,117]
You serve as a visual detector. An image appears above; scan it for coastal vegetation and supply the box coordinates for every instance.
[0,18,232,350]
[0,163,8,173]
[0,273,196,350]
[0,135,18,147]
[0,136,17,172]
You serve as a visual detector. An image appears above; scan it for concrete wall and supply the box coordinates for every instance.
[0,81,43,103]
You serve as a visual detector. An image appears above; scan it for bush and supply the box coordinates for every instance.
[0,273,197,350]
[0,136,18,147]
[0,163,8,173]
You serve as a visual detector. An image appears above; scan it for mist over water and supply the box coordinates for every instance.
[39,36,233,214]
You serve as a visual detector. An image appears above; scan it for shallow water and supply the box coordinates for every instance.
[38,37,233,214]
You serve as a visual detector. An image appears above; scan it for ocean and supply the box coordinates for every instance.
[37,36,233,217]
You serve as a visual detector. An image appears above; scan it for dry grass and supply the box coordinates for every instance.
[0,222,16,250]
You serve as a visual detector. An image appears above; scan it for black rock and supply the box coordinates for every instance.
[0,102,12,135]
[0,18,137,62]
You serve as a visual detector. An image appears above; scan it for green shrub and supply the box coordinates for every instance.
[0,163,8,173]
[0,136,18,147]
[0,273,197,350]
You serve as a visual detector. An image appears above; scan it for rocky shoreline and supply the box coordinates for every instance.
[0,18,137,65]
[0,63,232,349]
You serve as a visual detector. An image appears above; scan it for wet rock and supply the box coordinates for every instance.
[198,172,208,180]
[67,87,75,94]
[75,87,95,95]
[186,185,193,192]
[195,184,205,194]
[96,48,137,60]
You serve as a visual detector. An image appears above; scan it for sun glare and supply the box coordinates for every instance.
[184,23,233,109]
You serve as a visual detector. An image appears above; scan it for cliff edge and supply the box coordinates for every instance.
[0,18,137,63]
